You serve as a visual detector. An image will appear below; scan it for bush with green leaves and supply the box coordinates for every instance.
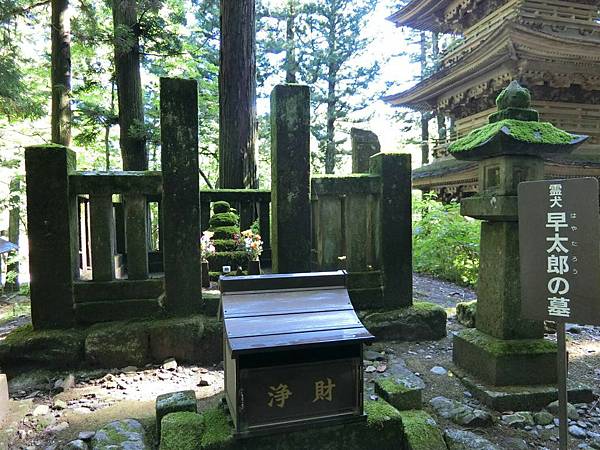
[412,194,480,286]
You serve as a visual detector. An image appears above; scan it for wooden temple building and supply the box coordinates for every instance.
[384,0,600,200]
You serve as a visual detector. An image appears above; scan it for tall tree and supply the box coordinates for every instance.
[257,0,301,85]
[219,0,257,188]
[51,0,71,145]
[113,0,147,170]
[301,0,379,173]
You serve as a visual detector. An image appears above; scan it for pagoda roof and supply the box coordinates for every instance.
[383,23,600,111]
[387,0,600,34]
[387,0,454,33]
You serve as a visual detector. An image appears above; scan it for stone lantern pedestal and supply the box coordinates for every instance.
[449,81,593,410]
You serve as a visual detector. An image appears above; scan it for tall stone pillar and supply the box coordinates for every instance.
[450,81,592,409]
[25,144,77,328]
[160,78,202,314]
[270,84,311,273]
[370,153,412,307]
[351,128,380,173]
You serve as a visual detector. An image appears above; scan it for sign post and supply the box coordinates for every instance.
[518,177,600,450]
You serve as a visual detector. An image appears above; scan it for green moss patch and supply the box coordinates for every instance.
[209,212,239,228]
[458,328,556,357]
[364,399,402,429]
[0,324,86,368]
[449,120,577,153]
[399,410,446,450]
[160,412,204,450]
[200,405,234,448]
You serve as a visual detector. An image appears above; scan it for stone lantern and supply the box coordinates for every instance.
[449,81,592,410]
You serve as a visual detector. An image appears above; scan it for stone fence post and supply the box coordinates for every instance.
[270,84,311,273]
[370,152,412,307]
[160,78,202,314]
[25,144,78,328]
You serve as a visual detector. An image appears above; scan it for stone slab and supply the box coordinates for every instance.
[360,302,447,341]
[453,328,556,386]
[0,315,222,373]
[453,366,593,411]
[0,374,8,425]
[375,360,424,411]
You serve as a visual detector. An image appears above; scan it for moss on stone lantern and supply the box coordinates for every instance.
[449,81,587,160]
[449,81,593,410]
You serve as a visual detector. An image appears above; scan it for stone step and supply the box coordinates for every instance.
[74,278,164,302]
[74,298,161,324]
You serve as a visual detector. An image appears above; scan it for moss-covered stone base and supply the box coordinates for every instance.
[0,315,222,373]
[453,328,557,386]
[375,377,422,411]
[156,390,198,437]
[453,366,594,412]
[160,400,405,450]
[360,302,447,341]
[399,410,446,450]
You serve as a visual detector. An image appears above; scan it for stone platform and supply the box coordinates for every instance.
[0,300,446,374]
[452,367,594,411]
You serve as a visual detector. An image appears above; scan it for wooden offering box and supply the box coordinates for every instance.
[220,271,374,438]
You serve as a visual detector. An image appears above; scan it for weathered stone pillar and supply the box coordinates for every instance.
[160,78,202,314]
[125,194,149,280]
[270,84,311,273]
[451,81,592,409]
[351,128,380,173]
[25,144,77,328]
[370,153,413,307]
[89,193,115,281]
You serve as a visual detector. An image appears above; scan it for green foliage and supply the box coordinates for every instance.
[412,194,480,286]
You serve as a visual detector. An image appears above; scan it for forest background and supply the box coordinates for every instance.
[0,0,455,283]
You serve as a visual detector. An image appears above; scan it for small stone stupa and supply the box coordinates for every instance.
[206,201,247,273]
[448,81,592,410]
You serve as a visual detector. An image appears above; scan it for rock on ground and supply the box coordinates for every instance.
[430,396,492,427]
[91,419,148,450]
[444,429,500,450]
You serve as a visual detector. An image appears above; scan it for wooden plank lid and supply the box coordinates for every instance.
[220,271,374,355]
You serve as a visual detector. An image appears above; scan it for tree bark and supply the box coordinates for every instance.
[219,0,258,188]
[51,0,71,146]
[285,0,297,83]
[113,0,147,170]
